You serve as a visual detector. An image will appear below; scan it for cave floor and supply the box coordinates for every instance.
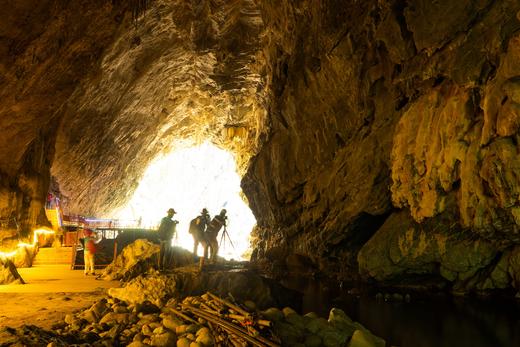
[0,265,120,329]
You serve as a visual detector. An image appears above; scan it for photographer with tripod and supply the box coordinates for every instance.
[201,209,228,267]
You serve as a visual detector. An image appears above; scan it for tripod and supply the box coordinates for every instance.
[219,226,235,252]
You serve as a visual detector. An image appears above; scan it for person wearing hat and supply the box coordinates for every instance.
[157,208,178,270]
[83,228,99,276]
[188,208,211,257]
[202,209,228,266]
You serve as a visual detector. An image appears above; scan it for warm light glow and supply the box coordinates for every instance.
[0,228,52,262]
[114,142,256,260]
[32,227,55,244]
[17,242,33,248]
[0,249,18,260]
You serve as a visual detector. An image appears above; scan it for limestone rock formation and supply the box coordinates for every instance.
[1,0,520,293]
[109,265,299,310]
[102,239,193,281]
[102,239,160,281]
[245,0,520,292]
[50,0,266,215]
[108,270,177,307]
[357,209,498,292]
[0,258,25,285]
[11,244,37,268]
[0,0,124,234]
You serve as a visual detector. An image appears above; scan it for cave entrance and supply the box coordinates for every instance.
[115,142,256,260]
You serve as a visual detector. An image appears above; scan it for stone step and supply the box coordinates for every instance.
[45,209,61,230]
[32,247,74,265]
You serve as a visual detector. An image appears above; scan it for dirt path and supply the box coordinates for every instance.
[0,265,120,329]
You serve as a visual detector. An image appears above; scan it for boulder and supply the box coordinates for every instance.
[358,209,496,290]
[99,312,130,325]
[108,271,177,306]
[150,331,177,346]
[102,240,195,282]
[177,338,191,347]
[0,258,24,284]
[102,239,160,281]
[348,329,385,347]
[162,316,184,331]
[195,327,214,346]
[127,342,148,347]
[12,245,36,268]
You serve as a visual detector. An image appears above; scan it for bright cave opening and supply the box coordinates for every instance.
[114,142,256,260]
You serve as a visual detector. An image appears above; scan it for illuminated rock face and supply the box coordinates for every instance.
[2,0,520,292]
[0,0,124,233]
[244,0,520,292]
[51,0,266,215]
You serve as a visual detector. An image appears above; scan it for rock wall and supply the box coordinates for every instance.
[2,0,520,294]
[0,125,57,235]
[0,0,126,232]
[245,0,520,292]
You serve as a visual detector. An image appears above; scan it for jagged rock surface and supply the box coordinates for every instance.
[102,239,193,281]
[1,0,520,292]
[51,0,266,215]
[244,0,520,291]
[0,259,24,284]
[108,265,299,310]
[102,239,161,281]
[11,245,37,268]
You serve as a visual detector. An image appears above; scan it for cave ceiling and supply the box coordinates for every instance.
[1,0,267,215]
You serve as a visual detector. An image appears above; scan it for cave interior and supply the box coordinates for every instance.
[2,0,520,345]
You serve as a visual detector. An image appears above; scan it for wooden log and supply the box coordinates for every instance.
[183,304,280,347]
[227,314,271,327]
[206,292,251,317]
[166,307,198,324]
[205,299,224,312]
[200,302,219,315]
[257,319,272,327]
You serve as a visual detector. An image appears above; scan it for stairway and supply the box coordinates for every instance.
[45,208,61,231]
[32,247,74,265]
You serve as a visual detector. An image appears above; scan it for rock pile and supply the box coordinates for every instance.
[0,325,65,346]
[108,270,177,307]
[101,239,161,281]
[101,239,194,281]
[0,290,385,347]
[106,264,300,311]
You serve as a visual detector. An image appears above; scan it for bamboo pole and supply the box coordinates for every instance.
[166,307,199,324]
[206,292,251,317]
[183,304,280,347]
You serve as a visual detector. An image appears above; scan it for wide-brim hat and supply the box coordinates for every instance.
[167,208,176,214]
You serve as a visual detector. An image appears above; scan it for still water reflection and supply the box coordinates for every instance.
[283,277,520,347]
